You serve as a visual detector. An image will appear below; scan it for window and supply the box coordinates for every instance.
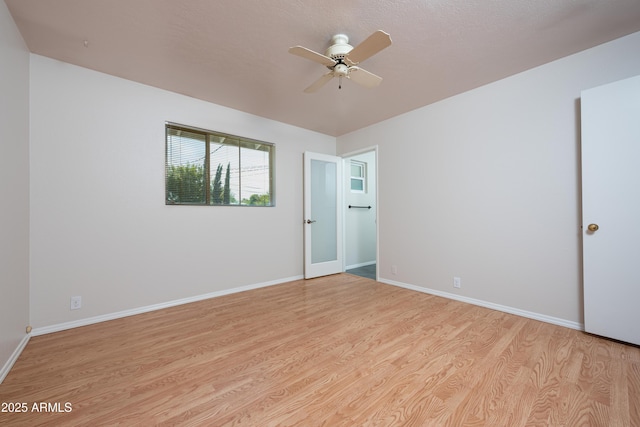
[350,160,366,193]
[165,123,274,206]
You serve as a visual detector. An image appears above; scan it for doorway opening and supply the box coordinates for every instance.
[342,147,378,281]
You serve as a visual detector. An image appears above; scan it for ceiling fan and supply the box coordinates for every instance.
[288,30,392,93]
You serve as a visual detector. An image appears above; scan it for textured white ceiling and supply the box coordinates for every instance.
[6,0,640,136]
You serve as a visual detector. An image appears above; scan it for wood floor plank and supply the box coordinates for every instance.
[1,274,639,426]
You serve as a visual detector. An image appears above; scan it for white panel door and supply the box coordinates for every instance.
[581,75,640,345]
[304,152,343,279]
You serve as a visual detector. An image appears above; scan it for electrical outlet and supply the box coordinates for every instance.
[453,277,461,288]
[391,265,397,275]
[70,296,82,310]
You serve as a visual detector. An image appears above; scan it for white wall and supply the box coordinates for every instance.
[344,150,376,268]
[0,0,30,380]
[29,55,335,329]
[337,31,640,326]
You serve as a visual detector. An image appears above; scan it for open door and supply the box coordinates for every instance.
[581,75,640,346]
[304,152,343,279]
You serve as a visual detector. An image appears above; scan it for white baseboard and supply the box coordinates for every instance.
[345,260,376,270]
[31,275,304,337]
[379,277,584,331]
[0,334,30,384]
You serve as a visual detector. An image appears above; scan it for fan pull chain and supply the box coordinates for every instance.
[339,75,342,89]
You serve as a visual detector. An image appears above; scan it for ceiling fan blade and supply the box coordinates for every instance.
[346,30,392,65]
[304,71,335,93]
[288,46,336,67]
[347,67,383,88]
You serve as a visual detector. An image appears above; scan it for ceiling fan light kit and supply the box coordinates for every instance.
[288,30,392,93]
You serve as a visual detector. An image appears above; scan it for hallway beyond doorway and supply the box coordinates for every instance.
[346,264,376,280]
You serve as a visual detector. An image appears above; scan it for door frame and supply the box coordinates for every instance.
[340,146,379,281]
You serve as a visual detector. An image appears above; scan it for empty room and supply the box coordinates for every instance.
[1,0,640,425]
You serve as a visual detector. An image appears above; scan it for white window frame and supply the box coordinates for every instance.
[350,160,366,193]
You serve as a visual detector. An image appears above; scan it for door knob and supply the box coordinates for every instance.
[587,223,599,232]
[305,219,316,224]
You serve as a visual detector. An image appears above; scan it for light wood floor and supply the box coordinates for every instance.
[1,274,639,426]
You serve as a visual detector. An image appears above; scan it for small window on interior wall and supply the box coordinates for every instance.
[350,160,366,193]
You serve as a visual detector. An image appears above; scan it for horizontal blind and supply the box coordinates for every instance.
[166,126,206,204]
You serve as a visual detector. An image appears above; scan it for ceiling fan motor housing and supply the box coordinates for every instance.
[325,34,353,63]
